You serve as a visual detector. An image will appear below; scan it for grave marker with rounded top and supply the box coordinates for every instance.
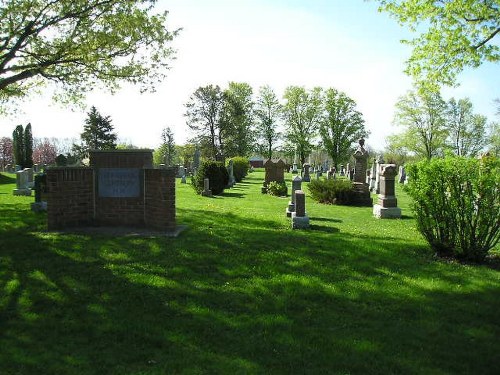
[373,164,401,218]
[292,190,309,229]
[286,175,302,217]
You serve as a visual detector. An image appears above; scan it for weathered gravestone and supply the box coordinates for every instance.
[398,166,406,184]
[292,190,310,229]
[262,159,286,193]
[31,173,47,212]
[227,159,235,188]
[350,138,372,206]
[201,178,212,197]
[46,150,178,234]
[13,169,32,196]
[369,158,377,192]
[375,155,385,194]
[302,163,311,182]
[286,175,302,217]
[373,164,401,218]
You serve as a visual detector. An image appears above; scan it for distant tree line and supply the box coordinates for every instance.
[184,83,369,169]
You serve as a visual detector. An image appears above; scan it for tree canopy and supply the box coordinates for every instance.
[0,0,179,108]
[377,0,500,90]
[319,88,368,170]
[254,85,282,159]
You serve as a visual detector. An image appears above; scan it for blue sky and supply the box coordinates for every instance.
[1,0,498,151]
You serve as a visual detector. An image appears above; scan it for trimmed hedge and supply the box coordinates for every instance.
[406,155,499,262]
[308,179,355,205]
[192,161,229,195]
[230,157,250,182]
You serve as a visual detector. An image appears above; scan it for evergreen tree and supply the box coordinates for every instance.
[12,125,24,167]
[73,106,117,158]
[23,123,33,168]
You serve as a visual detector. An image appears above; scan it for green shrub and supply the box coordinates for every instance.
[308,179,355,205]
[191,160,229,195]
[406,155,500,262]
[267,181,288,196]
[230,157,250,182]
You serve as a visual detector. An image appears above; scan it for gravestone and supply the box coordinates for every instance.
[262,158,286,193]
[31,173,47,212]
[55,154,67,166]
[292,162,298,174]
[227,159,235,187]
[292,190,310,229]
[375,155,385,194]
[302,163,311,182]
[33,164,40,173]
[25,168,34,188]
[47,149,178,233]
[350,138,372,206]
[5,164,12,173]
[398,166,406,184]
[346,163,351,180]
[181,168,187,184]
[202,178,212,197]
[340,164,345,176]
[286,175,302,217]
[366,170,371,184]
[13,169,32,196]
[193,147,201,172]
[373,164,401,218]
[369,158,377,191]
[15,165,22,172]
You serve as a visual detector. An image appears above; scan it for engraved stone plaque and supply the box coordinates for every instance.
[98,168,141,198]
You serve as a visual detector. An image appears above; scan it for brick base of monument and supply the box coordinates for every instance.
[350,182,372,206]
[373,205,401,219]
[46,167,177,233]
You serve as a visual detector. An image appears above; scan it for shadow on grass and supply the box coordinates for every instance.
[310,217,343,223]
[1,206,499,374]
[0,173,15,184]
[309,224,340,233]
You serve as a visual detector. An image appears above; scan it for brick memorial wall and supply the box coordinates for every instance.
[46,150,176,231]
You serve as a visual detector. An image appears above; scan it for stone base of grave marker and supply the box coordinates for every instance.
[350,182,372,206]
[13,188,31,196]
[31,201,47,212]
[286,202,295,218]
[373,205,401,219]
[292,213,310,229]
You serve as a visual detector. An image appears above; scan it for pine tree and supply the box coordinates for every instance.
[23,123,33,168]
[12,125,24,168]
[73,106,117,158]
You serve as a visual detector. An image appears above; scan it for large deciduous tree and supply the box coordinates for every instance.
[255,85,282,159]
[376,0,500,90]
[0,136,13,169]
[33,138,58,165]
[393,90,448,160]
[222,82,254,157]
[73,106,117,158]
[282,86,323,165]
[0,0,179,108]
[185,85,226,160]
[154,127,176,166]
[446,98,488,156]
[319,88,368,170]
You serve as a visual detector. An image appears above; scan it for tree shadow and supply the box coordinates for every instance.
[309,224,340,233]
[310,217,343,223]
[1,205,499,374]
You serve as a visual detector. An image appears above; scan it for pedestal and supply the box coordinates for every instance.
[292,212,310,229]
[373,205,401,219]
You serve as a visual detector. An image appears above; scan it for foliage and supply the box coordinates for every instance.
[282,86,323,165]
[266,181,288,196]
[176,143,196,167]
[376,0,500,91]
[12,123,32,168]
[33,138,58,165]
[72,106,117,158]
[255,85,282,159]
[489,121,500,157]
[23,123,33,168]
[308,178,355,205]
[319,88,368,170]
[446,98,488,156]
[405,155,500,262]
[191,160,229,195]
[0,0,179,108]
[230,156,250,182]
[393,90,448,159]
[222,82,255,158]
[185,85,226,159]
[0,137,13,168]
[153,127,176,166]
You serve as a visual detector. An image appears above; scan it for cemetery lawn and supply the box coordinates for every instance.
[1,170,499,375]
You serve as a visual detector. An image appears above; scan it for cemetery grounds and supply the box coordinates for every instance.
[0,170,499,374]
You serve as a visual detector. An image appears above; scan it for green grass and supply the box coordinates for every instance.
[1,170,499,374]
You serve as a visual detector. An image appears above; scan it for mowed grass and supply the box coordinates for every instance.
[0,170,499,374]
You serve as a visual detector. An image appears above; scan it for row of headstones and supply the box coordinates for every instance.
[4,164,45,174]
[366,158,408,194]
[283,163,402,224]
